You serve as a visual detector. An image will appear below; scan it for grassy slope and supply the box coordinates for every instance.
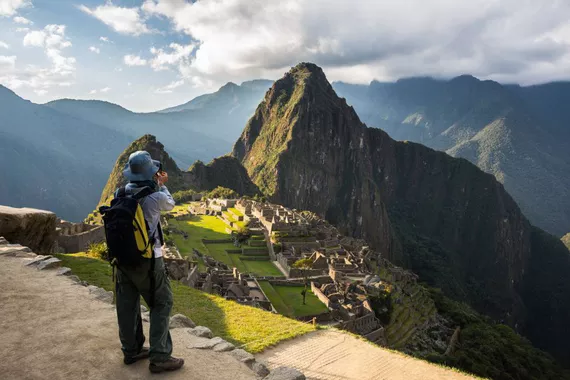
[55,253,314,353]
[169,214,281,276]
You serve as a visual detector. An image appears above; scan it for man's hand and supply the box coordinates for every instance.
[157,171,169,187]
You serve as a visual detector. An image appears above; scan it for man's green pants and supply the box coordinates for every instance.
[116,257,173,363]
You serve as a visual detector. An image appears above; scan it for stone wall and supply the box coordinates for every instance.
[311,282,332,308]
[57,225,105,253]
[0,205,56,254]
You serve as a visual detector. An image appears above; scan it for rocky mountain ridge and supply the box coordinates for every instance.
[333,77,570,237]
[232,63,570,364]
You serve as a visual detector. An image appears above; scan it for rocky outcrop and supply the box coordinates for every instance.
[0,206,56,254]
[562,233,570,250]
[185,156,259,196]
[169,313,196,329]
[232,62,570,363]
[98,134,187,207]
[97,135,259,211]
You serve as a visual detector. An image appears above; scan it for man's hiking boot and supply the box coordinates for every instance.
[149,357,185,373]
[124,347,150,365]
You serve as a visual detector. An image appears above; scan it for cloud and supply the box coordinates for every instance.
[15,27,29,32]
[149,43,195,71]
[0,55,16,70]
[89,86,111,95]
[139,0,570,86]
[89,46,100,54]
[123,54,147,66]
[13,15,31,24]
[2,24,76,92]
[0,41,9,49]
[155,79,184,94]
[100,36,110,42]
[0,0,30,17]
[79,2,150,36]
[34,89,47,95]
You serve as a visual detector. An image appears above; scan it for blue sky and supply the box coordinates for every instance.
[1,0,569,112]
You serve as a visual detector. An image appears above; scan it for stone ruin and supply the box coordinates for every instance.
[181,252,272,311]
[56,219,105,253]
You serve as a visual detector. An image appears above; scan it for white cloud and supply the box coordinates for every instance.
[34,89,47,95]
[155,79,184,94]
[22,30,44,46]
[79,3,150,36]
[0,55,16,70]
[89,46,100,54]
[15,27,29,32]
[3,24,76,92]
[123,54,147,66]
[13,15,31,24]
[139,0,570,86]
[0,41,9,49]
[89,86,111,95]
[100,36,110,42]
[149,43,195,72]
[0,0,30,17]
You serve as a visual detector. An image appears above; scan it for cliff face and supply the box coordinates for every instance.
[233,63,570,362]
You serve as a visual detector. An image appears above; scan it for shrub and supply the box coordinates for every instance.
[206,186,239,199]
[172,189,198,203]
[87,242,108,260]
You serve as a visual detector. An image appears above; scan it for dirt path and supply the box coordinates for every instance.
[257,330,479,380]
[0,255,256,380]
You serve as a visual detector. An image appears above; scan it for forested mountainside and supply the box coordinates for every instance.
[233,63,570,364]
[333,78,570,237]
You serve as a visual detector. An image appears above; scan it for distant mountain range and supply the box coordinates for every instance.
[0,80,271,221]
[332,78,570,236]
[1,72,569,237]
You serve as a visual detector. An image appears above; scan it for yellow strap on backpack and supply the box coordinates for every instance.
[133,204,153,259]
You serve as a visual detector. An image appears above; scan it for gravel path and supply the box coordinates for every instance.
[257,330,479,380]
[0,254,256,380]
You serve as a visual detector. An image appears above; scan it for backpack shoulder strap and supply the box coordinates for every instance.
[132,186,153,201]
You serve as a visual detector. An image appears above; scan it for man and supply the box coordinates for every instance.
[115,150,184,373]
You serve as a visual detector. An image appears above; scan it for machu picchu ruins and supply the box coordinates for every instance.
[165,197,446,352]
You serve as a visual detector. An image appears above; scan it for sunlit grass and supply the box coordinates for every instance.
[55,253,314,353]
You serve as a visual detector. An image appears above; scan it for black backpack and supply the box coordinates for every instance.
[99,187,154,267]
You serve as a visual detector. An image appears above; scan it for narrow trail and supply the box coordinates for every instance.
[257,330,479,380]
[0,254,256,380]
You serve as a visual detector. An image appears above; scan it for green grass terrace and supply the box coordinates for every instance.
[167,211,283,277]
[258,281,329,318]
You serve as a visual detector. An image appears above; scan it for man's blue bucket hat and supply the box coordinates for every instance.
[123,150,161,182]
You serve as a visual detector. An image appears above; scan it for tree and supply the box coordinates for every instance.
[293,257,313,305]
[206,186,239,199]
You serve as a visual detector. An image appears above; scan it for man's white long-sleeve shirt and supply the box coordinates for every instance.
[127,185,175,258]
